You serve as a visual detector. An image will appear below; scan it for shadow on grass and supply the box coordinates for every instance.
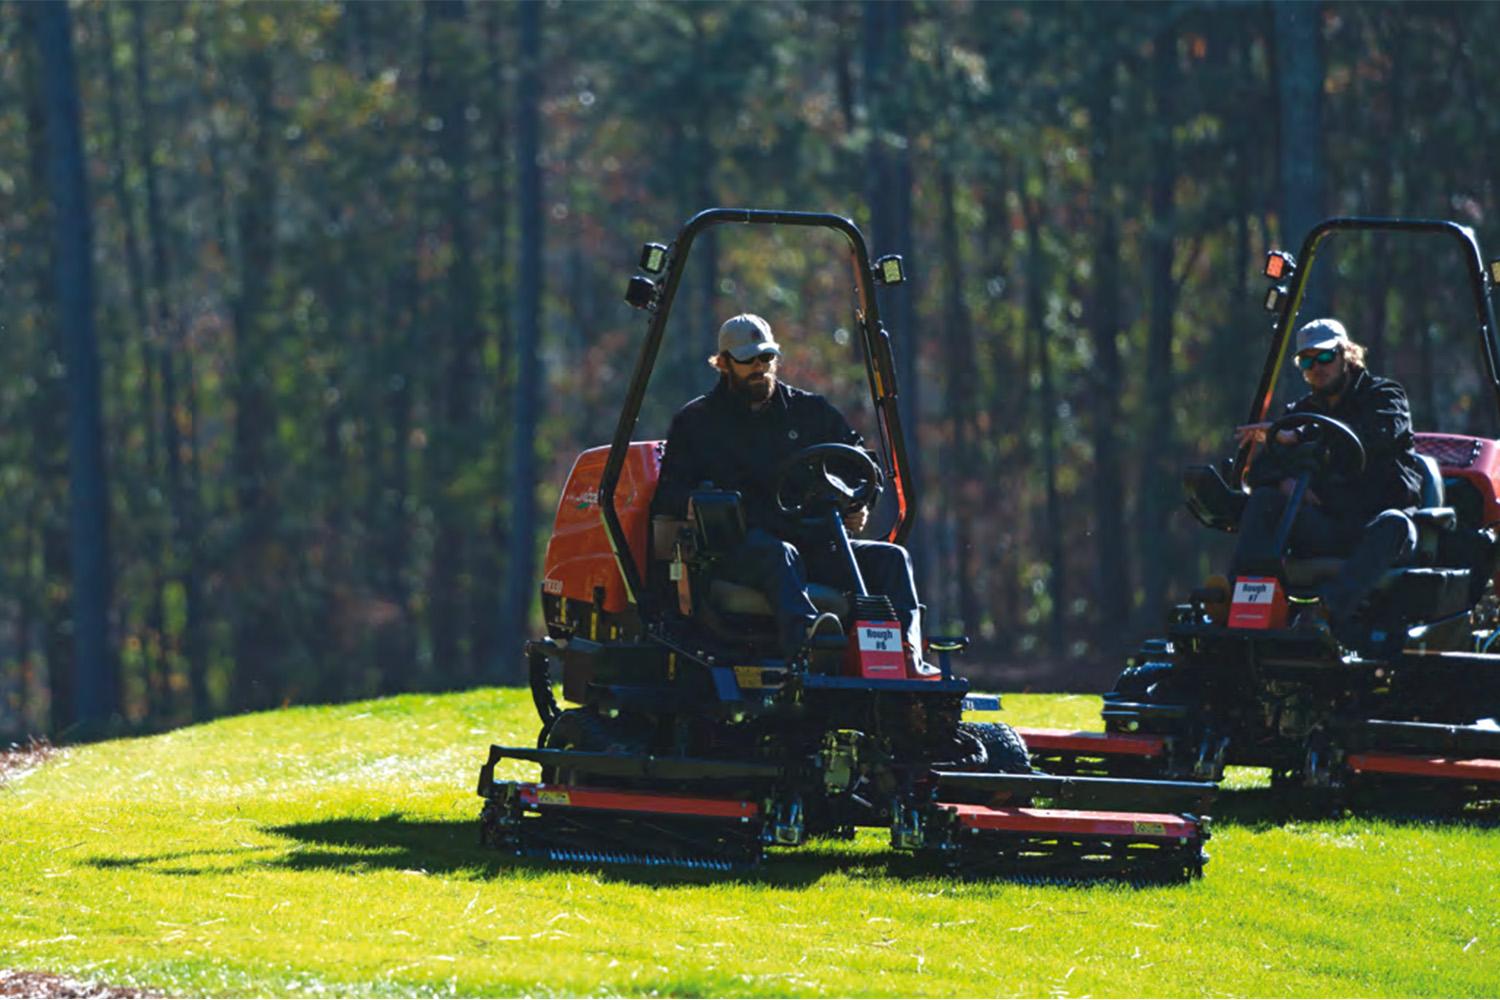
[1209,784,1500,831]
[85,813,1196,889]
[86,814,880,888]
[267,815,1199,889]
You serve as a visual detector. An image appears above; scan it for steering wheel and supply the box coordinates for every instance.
[1260,411,1366,480]
[771,443,884,519]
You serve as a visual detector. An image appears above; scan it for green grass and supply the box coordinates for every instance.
[3,690,1497,997]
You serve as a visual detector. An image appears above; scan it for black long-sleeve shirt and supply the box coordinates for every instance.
[652,378,863,534]
[1286,366,1425,521]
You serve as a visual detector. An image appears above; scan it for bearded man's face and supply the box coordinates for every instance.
[724,352,778,403]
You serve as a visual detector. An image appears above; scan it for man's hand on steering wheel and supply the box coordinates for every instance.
[846,505,869,535]
[771,443,884,527]
[1242,411,1364,495]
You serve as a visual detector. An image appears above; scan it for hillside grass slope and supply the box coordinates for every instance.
[2,690,1496,997]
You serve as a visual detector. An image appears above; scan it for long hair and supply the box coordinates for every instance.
[1341,337,1368,369]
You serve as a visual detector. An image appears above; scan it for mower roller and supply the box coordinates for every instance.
[477,208,1213,880]
[1019,218,1500,806]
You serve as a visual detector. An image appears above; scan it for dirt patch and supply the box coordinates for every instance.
[0,738,57,787]
[0,970,154,999]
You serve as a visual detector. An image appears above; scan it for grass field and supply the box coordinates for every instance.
[2,688,1497,998]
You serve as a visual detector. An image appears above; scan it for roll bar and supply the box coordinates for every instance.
[596,208,915,609]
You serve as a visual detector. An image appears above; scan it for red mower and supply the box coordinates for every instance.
[1019,218,1500,807]
[477,209,1214,879]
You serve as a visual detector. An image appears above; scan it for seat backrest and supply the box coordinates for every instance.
[1416,453,1444,508]
[651,516,689,562]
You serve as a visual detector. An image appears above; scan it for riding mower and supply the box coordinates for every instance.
[1019,218,1500,806]
[477,208,1213,880]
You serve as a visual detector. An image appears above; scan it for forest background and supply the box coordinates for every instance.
[7,0,1500,739]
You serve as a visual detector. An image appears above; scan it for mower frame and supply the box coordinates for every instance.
[1021,217,1500,804]
[477,208,1214,879]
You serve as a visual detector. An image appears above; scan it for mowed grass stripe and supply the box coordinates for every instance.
[2,690,1496,997]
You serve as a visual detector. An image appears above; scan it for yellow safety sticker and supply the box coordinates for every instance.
[734,666,766,689]
[537,790,571,806]
[1133,821,1166,836]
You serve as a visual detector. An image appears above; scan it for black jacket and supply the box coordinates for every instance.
[653,378,863,533]
[1285,366,1425,521]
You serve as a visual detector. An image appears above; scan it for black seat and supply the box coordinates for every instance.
[708,579,849,618]
[1283,452,1456,587]
[1279,454,1480,635]
[650,505,852,644]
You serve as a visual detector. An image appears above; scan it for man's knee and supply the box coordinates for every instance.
[1367,510,1417,561]
[852,541,918,602]
[731,529,805,582]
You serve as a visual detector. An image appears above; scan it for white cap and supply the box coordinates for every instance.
[1295,318,1347,353]
[717,314,781,361]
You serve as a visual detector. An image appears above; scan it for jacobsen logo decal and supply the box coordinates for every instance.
[1133,820,1167,836]
[537,790,571,806]
[542,578,564,595]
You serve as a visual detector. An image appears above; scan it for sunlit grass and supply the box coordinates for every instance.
[2,689,1496,997]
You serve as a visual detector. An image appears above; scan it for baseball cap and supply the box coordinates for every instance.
[717,314,781,362]
[1295,318,1347,354]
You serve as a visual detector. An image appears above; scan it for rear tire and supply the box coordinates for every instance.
[540,708,642,784]
[960,721,1033,775]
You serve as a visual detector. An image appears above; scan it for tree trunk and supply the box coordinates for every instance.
[1273,1,1326,312]
[471,0,513,682]
[1137,23,1180,623]
[427,0,482,685]
[132,0,198,722]
[97,1,167,708]
[20,3,74,735]
[1021,187,1066,659]
[1085,66,1132,649]
[861,0,927,598]
[936,165,980,636]
[229,48,279,712]
[498,0,544,684]
[33,0,117,728]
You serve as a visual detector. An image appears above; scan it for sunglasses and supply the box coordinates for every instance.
[1296,349,1339,370]
[731,352,778,366]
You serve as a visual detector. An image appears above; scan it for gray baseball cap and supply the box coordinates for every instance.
[717,313,781,362]
[1295,318,1347,353]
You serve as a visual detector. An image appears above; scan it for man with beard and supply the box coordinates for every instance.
[1231,318,1424,637]
[652,313,922,661]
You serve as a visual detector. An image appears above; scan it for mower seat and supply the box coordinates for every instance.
[708,579,850,619]
[1283,454,1456,588]
[649,515,851,623]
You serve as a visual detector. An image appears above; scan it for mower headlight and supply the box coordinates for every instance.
[639,242,669,274]
[624,275,658,310]
[1263,249,1296,281]
[873,254,906,286]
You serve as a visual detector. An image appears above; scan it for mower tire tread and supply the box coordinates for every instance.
[961,721,1034,775]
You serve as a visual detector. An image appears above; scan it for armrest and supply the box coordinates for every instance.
[1411,507,1457,532]
[1183,464,1246,532]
